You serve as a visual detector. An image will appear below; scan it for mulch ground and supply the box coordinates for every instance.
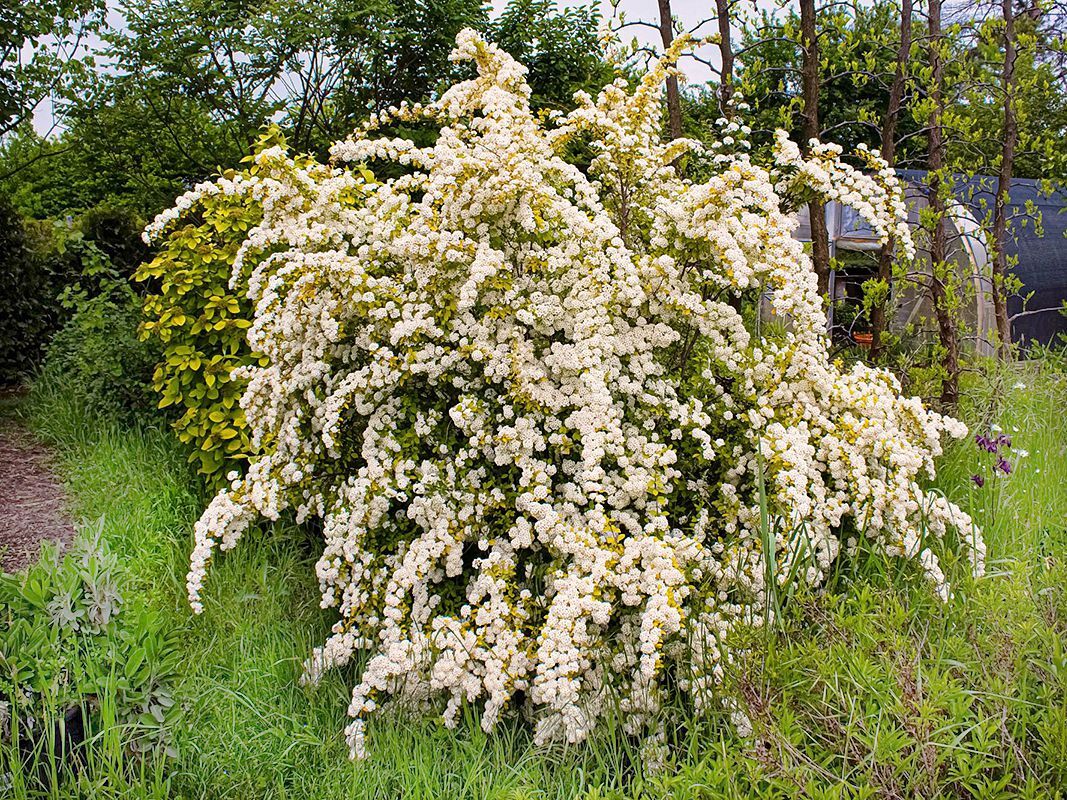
[0,407,75,572]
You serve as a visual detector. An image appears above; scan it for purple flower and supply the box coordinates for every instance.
[971,474,985,488]
[996,457,1012,474]
[974,434,998,453]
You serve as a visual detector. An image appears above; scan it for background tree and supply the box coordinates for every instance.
[869,0,914,359]
[799,0,832,295]
[947,0,1067,355]
[714,0,738,115]
[656,0,685,139]
[991,0,1021,356]
[0,0,613,221]
[97,0,488,161]
[737,1,928,299]
[926,0,962,406]
[0,0,104,139]
[0,0,105,186]
[487,0,615,113]
[738,4,926,160]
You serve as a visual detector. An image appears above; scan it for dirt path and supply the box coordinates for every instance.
[0,413,75,572]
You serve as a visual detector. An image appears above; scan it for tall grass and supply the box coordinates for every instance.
[10,378,667,799]
[5,357,1067,799]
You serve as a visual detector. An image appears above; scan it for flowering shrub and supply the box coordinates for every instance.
[150,32,985,757]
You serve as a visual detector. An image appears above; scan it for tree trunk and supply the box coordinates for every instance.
[991,0,1018,359]
[927,0,960,407]
[714,0,745,313]
[800,0,831,298]
[657,0,684,140]
[716,0,735,115]
[869,0,913,361]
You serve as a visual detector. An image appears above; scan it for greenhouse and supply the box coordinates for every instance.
[791,171,1067,351]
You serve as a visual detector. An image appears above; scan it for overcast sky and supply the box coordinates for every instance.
[32,0,737,136]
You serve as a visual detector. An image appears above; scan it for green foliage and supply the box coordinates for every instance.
[734,1,1066,183]
[490,0,615,112]
[0,0,104,138]
[0,525,181,795]
[1,0,614,223]
[0,197,38,380]
[43,241,159,420]
[0,130,100,218]
[1,199,155,388]
[76,205,150,278]
[954,10,1067,183]
[0,199,75,384]
[96,0,489,162]
[134,133,279,485]
[736,3,926,162]
[0,109,234,221]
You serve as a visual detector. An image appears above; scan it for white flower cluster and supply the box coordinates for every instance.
[156,31,983,758]
[773,131,916,260]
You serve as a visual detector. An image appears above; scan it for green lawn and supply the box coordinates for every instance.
[5,359,1067,799]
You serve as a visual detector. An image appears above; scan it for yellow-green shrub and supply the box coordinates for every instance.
[135,129,285,484]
